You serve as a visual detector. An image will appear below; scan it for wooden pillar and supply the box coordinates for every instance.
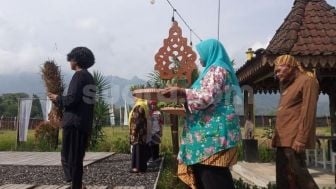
[244,90,255,125]
[243,89,258,162]
[244,91,248,123]
[329,92,336,136]
[170,114,179,157]
[327,91,336,184]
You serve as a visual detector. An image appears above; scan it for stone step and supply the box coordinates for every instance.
[232,161,336,188]
[34,185,69,189]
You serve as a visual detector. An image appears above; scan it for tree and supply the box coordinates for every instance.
[0,93,29,117]
[31,94,43,119]
[0,93,44,119]
[90,71,110,148]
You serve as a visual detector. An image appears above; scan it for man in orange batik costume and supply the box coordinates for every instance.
[272,55,319,189]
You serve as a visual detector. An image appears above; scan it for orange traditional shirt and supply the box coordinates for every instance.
[273,73,319,149]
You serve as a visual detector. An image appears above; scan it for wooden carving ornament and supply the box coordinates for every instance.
[154,21,197,86]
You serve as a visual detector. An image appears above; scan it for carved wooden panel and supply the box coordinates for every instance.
[154,21,197,86]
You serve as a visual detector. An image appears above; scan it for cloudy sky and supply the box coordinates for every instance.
[0,0,335,79]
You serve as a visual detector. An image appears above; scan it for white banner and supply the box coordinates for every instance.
[40,97,52,121]
[109,104,115,126]
[123,101,128,126]
[19,99,33,142]
[119,107,122,126]
[46,98,52,120]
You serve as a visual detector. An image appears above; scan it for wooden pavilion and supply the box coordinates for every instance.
[237,0,336,136]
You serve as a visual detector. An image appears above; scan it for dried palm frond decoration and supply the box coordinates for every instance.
[41,60,65,127]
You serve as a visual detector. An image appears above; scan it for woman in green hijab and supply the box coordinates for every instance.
[161,39,241,189]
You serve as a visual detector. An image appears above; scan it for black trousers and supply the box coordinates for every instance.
[191,164,234,189]
[276,147,318,189]
[61,127,88,189]
[131,144,148,172]
[150,144,160,161]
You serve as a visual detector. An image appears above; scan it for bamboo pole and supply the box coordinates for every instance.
[15,98,21,150]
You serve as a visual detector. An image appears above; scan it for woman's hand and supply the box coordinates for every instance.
[160,87,186,98]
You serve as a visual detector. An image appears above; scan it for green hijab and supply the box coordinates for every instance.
[193,39,242,100]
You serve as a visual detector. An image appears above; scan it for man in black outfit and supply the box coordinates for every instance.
[48,47,96,189]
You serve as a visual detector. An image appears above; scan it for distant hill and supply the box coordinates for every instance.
[0,72,330,115]
[0,72,48,96]
[0,72,146,107]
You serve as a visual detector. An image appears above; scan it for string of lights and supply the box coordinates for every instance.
[165,0,202,42]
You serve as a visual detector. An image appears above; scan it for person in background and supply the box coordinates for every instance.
[272,55,319,189]
[161,39,242,189]
[129,98,150,173]
[48,47,96,189]
[148,100,163,165]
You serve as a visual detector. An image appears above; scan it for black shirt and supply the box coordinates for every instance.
[56,69,95,133]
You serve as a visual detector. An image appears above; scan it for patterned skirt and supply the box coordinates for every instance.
[177,147,238,189]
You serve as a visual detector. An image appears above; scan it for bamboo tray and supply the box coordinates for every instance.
[132,88,184,103]
[161,107,186,117]
[132,88,161,100]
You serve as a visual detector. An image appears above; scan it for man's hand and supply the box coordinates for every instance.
[47,92,58,102]
[292,140,306,153]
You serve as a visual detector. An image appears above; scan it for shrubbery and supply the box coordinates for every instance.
[34,121,59,151]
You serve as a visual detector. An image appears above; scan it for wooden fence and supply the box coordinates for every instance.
[0,117,44,130]
[0,115,331,130]
[237,115,331,127]
[162,114,331,128]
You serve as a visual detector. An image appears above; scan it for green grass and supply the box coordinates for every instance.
[0,125,179,152]
[0,130,36,151]
[92,125,178,153]
[156,153,187,189]
[0,126,331,153]
[1,126,330,152]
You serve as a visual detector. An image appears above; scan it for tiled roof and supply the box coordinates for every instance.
[266,0,336,55]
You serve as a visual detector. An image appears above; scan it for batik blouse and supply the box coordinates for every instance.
[129,105,148,145]
[178,66,241,165]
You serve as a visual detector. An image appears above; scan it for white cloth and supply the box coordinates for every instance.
[109,104,115,126]
[18,99,33,142]
[46,98,52,120]
[40,97,52,121]
[123,101,128,126]
[119,108,123,125]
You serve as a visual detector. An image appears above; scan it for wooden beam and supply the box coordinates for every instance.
[329,93,336,136]
[253,72,274,84]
